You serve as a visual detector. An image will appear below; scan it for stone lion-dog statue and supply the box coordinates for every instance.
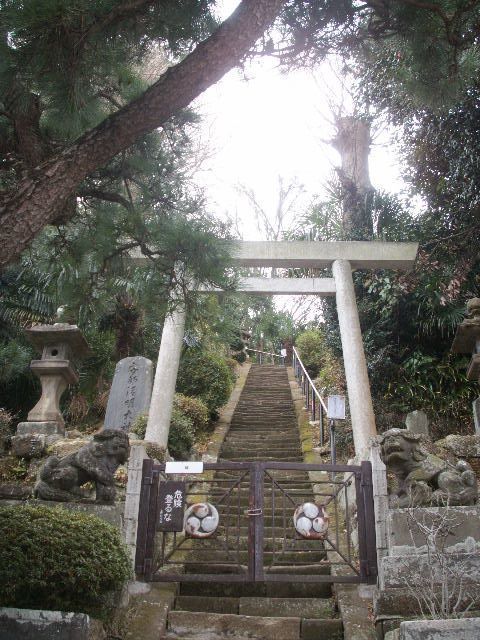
[379,428,477,507]
[34,429,129,504]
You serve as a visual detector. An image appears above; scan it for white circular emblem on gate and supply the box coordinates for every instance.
[293,502,329,539]
[184,502,219,538]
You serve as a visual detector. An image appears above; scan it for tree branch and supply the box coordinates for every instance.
[79,0,158,43]
[78,188,134,212]
[0,0,286,270]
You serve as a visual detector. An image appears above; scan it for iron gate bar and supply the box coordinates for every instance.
[252,462,264,581]
[261,464,361,581]
[135,460,377,585]
[134,458,154,577]
[144,466,161,581]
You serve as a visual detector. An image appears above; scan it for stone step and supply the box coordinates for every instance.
[174,596,335,621]
[181,537,325,553]
[183,550,327,564]
[218,457,305,463]
[301,618,343,640]
[204,497,313,510]
[225,435,297,441]
[212,474,311,484]
[229,419,295,425]
[224,436,300,444]
[227,424,297,431]
[220,450,303,460]
[233,409,293,412]
[230,419,295,422]
[207,487,314,498]
[221,440,302,450]
[167,610,300,640]
[183,563,331,577]
[175,595,239,615]
[239,597,333,619]
[225,432,300,445]
[179,580,332,599]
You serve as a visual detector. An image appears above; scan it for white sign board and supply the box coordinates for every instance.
[327,395,346,420]
[165,461,204,474]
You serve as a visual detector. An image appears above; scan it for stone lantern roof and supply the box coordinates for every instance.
[26,323,90,359]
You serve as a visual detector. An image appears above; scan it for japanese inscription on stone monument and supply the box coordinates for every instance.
[104,356,153,432]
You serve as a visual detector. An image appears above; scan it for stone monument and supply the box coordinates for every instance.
[103,356,153,432]
[11,323,89,458]
[452,297,480,434]
[405,410,429,437]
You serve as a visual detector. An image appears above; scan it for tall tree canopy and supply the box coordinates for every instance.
[0,0,285,269]
[2,0,480,270]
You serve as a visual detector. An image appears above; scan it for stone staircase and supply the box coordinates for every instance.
[166,364,342,640]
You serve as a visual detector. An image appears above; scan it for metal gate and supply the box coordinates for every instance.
[135,460,377,585]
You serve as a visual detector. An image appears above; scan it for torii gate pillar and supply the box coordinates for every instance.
[145,306,186,449]
[332,259,376,453]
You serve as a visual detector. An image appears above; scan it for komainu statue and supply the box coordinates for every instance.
[379,428,477,507]
[34,429,129,504]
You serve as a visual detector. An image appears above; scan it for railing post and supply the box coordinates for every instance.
[329,419,336,465]
[319,405,324,446]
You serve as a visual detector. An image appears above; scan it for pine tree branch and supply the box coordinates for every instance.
[79,0,158,43]
[0,0,286,271]
[78,188,134,212]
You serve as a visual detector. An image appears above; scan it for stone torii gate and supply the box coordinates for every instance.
[145,241,418,456]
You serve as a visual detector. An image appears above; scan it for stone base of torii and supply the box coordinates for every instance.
[143,240,418,457]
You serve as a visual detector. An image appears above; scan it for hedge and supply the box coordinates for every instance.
[0,505,131,617]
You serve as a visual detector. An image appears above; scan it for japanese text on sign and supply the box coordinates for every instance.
[158,481,186,531]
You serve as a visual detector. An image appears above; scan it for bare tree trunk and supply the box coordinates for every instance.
[0,0,285,271]
[332,116,374,239]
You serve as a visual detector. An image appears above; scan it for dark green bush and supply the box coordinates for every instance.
[177,349,234,416]
[0,505,131,617]
[0,406,14,443]
[168,407,194,459]
[295,330,325,378]
[174,393,210,434]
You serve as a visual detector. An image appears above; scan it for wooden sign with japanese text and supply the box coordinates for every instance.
[157,481,186,532]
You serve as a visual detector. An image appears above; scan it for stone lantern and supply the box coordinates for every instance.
[12,323,89,458]
[452,298,480,433]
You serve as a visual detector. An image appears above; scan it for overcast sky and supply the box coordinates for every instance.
[190,1,406,321]
[191,2,404,241]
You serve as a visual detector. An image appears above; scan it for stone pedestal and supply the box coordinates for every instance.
[12,421,65,458]
[27,360,78,425]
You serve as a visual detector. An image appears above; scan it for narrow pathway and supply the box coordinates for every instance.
[166,365,342,640]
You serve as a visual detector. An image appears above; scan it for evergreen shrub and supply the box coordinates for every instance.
[0,407,14,443]
[174,394,210,434]
[168,407,194,459]
[0,505,131,617]
[295,330,325,378]
[129,405,195,458]
[177,349,234,416]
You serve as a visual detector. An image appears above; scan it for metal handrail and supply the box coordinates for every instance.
[292,346,330,452]
[245,348,285,365]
